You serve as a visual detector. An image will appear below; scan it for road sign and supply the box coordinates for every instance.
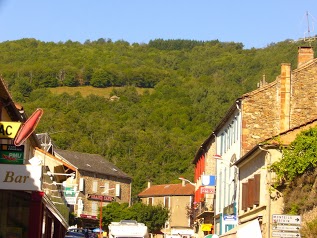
[272,231,301,237]
[272,214,301,225]
[272,225,300,232]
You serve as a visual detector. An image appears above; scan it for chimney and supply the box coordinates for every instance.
[181,180,186,187]
[279,63,291,132]
[147,181,152,188]
[298,46,314,68]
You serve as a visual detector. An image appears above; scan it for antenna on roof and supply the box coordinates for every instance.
[302,11,317,46]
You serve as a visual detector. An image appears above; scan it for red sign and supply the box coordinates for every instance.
[80,214,97,220]
[87,194,115,202]
[201,187,215,194]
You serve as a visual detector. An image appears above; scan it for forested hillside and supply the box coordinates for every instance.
[0,38,314,199]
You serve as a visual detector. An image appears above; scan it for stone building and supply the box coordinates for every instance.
[193,46,317,237]
[52,148,132,228]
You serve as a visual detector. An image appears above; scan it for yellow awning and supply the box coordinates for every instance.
[201,224,213,231]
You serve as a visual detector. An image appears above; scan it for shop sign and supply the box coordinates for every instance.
[0,164,42,191]
[64,187,77,205]
[223,214,237,222]
[87,194,114,202]
[0,144,24,164]
[200,186,215,194]
[223,203,235,216]
[80,214,97,219]
[0,122,21,139]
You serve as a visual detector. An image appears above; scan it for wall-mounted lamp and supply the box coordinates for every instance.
[101,187,115,194]
[213,155,234,167]
[46,171,75,178]
[178,177,195,186]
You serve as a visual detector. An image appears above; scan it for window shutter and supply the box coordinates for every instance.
[248,178,254,208]
[254,174,261,205]
[242,183,248,211]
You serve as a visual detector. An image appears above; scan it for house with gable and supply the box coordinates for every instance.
[192,45,317,237]
[53,148,132,228]
[138,181,195,238]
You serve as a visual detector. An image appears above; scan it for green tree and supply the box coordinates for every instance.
[101,202,169,233]
[270,126,317,184]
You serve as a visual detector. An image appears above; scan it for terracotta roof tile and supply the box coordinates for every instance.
[138,183,194,197]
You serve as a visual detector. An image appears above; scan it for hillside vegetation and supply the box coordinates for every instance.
[1,37,315,199]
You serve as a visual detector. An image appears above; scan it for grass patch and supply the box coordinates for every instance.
[49,86,154,98]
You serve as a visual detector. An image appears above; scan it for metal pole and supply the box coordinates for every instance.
[100,198,103,238]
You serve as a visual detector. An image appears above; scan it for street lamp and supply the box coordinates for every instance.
[99,187,115,238]
[178,177,196,186]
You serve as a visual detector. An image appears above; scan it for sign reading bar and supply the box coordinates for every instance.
[0,164,42,191]
[0,144,24,164]
[87,194,114,202]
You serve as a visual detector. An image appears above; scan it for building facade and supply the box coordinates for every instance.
[138,181,195,238]
[193,46,317,237]
[0,77,69,238]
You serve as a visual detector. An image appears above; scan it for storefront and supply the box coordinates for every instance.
[0,164,68,238]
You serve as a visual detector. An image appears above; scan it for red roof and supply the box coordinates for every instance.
[138,183,194,197]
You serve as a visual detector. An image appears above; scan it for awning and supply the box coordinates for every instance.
[201,224,213,231]
[219,218,261,238]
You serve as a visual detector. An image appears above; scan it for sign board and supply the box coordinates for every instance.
[80,214,97,219]
[202,175,216,186]
[272,225,300,232]
[223,203,235,216]
[223,215,237,221]
[0,122,21,139]
[87,194,114,202]
[272,231,301,237]
[201,186,215,194]
[64,187,77,205]
[0,144,24,164]
[0,164,42,191]
[272,214,301,225]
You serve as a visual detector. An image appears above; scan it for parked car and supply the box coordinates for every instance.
[64,231,86,238]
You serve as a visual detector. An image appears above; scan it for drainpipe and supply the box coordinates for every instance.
[259,145,272,238]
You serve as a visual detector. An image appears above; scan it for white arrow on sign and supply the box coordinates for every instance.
[272,231,301,237]
[272,225,300,231]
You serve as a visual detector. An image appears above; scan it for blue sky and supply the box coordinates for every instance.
[0,0,316,49]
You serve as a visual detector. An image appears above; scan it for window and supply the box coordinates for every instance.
[92,202,98,215]
[241,174,261,211]
[103,182,110,194]
[164,197,170,208]
[148,197,153,206]
[92,181,98,193]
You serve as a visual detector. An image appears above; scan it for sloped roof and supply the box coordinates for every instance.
[54,148,132,180]
[138,183,194,197]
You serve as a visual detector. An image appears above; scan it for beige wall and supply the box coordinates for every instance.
[140,195,193,229]
[238,148,284,238]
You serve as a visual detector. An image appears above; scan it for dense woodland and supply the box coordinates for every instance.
[1,37,315,199]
